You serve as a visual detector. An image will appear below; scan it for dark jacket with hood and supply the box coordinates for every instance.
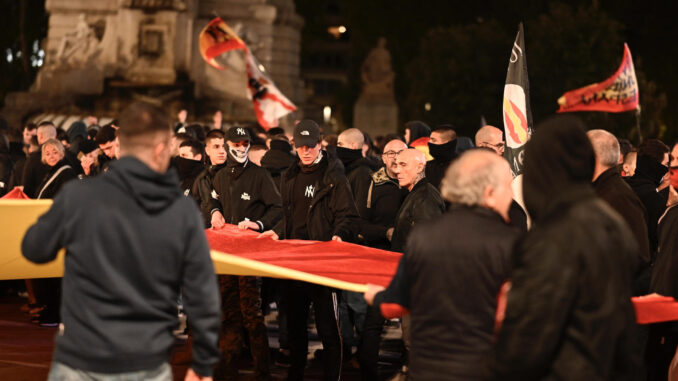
[358,167,408,249]
[374,205,519,380]
[594,166,652,294]
[191,161,226,227]
[391,178,445,253]
[336,146,381,218]
[261,140,296,191]
[625,155,668,258]
[406,121,431,145]
[22,156,221,377]
[211,157,282,231]
[425,139,458,189]
[274,151,359,242]
[22,150,51,198]
[67,121,88,155]
[36,159,77,199]
[488,115,640,381]
[172,156,204,196]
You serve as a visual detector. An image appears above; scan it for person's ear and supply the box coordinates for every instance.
[483,185,495,208]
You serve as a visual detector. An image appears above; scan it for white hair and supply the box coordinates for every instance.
[587,129,620,167]
[441,150,507,206]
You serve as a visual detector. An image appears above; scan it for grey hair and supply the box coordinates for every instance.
[587,129,620,167]
[41,138,66,164]
[440,150,506,206]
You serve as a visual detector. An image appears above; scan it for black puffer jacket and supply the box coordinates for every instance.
[488,115,640,380]
[625,155,668,258]
[274,152,359,242]
[390,178,445,253]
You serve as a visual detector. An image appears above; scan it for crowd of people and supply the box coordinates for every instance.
[2,103,678,380]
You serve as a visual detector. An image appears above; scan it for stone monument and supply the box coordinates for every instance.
[1,0,304,130]
[353,37,398,136]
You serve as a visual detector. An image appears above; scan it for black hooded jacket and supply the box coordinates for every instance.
[22,156,221,376]
[425,139,458,189]
[273,152,359,242]
[406,121,431,144]
[261,140,296,191]
[191,161,226,227]
[172,156,204,195]
[488,115,640,380]
[625,155,668,257]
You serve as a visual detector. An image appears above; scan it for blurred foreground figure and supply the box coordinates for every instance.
[364,149,519,380]
[22,102,221,381]
[488,115,640,380]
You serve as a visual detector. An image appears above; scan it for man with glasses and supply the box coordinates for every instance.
[475,125,506,155]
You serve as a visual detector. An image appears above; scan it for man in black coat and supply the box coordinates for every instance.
[626,138,669,258]
[364,150,519,380]
[260,119,359,381]
[261,135,296,192]
[425,124,458,189]
[336,128,380,218]
[488,115,640,380]
[22,121,56,198]
[588,129,651,294]
[210,126,282,380]
[22,102,220,381]
[389,149,445,253]
[191,130,227,227]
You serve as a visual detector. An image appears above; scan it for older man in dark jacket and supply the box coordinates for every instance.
[365,149,519,380]
[261,119,359,381]
[488,115,640,380]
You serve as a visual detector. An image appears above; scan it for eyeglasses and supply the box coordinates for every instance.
[479,142,505,150]
[382,149,405,158]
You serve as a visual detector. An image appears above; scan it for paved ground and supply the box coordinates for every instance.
[0,292,404,380]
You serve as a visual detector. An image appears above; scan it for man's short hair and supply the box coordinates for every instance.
[440,149,506,206]
[431,124,457,142]
[587,129,620,167]
[37,123,57,140]
[94,124,118,145]
[637,139,669,164]
[249,145,268,153]
[38,120,55,128]
[179,139,204,157]
[24,122,37,131]
[117,102,170,146]
[205,129,225,145]
[174,132,193,146]
[268,127,286,138]
[618,139,634,157]
[57,128,70,144]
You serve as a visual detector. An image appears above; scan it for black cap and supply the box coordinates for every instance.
[226,126,251,142]
[78,139,98,155]
[293,120,321,148]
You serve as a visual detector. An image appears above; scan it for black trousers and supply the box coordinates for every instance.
[283,280,342,381]
[358,304,385,380]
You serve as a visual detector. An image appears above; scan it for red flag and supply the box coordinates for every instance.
[557,43,639,113]
[199,18,297,129]
[1,187,30,199]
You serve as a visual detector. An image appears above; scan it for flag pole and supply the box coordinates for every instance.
[635,105,643,145]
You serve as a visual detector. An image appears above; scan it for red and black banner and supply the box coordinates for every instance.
[502,23,533,178]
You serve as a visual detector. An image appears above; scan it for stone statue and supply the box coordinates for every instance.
[53,14,102,68]
[360,37,395,99]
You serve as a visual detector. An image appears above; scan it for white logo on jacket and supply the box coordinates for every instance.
[211,190,218,199]
[241,192,251,201]
[304,185,315,198]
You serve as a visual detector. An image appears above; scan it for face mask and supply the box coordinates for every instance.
[336,146,362,166]
[428,140,457,160]
[228,145,249,164]
[670,167,678,189]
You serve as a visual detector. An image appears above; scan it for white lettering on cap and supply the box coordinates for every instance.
[301,130,310,136]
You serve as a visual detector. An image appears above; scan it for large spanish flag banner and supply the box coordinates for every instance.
[503,23,533,178]
[557,43,639,113]
[2,190,678,324]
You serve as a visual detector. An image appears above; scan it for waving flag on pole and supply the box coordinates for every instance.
[503,23,533,178]
[199,18,297,129]
[557,43,639,113]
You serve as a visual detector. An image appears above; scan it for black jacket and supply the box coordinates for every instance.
[36,160,78,199]
[652,204,678,298]
[390,179,445,253]
[489,116,639,380]
[191,162,226,227]
[261,140,296,191]
[21,150,50,198]
[594,166,651,294]
[211,160,282,231]
[425,140,458,189]
[22,156,220,376]
[172,156,204,196]
[274,152,359,242]
[358,167,408,249]
[625,155,668,258]
[374,206,519,380]
[344,156,379,218]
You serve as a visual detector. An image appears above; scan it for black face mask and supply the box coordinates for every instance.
[428,140,457,161]
[336,146,363,167]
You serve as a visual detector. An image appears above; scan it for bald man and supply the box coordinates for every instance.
[364,150,519,380]
[475,125,505,155]
[390,149,445,253]
[588,129,650,294]
[337,128,379,218]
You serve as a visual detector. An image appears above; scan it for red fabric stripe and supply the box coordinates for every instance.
[380,303,409,319]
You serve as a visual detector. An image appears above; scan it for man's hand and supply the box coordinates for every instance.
[211,211,225,229]
[184,368,212,381]
[258,230,279,240]
[668,186,678,207]
[386,227,394,241]
[238,220,260,231]
[364,283,385,306]
[331,235,343,242]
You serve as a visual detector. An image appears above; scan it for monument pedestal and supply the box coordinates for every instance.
[353,95,398,137]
